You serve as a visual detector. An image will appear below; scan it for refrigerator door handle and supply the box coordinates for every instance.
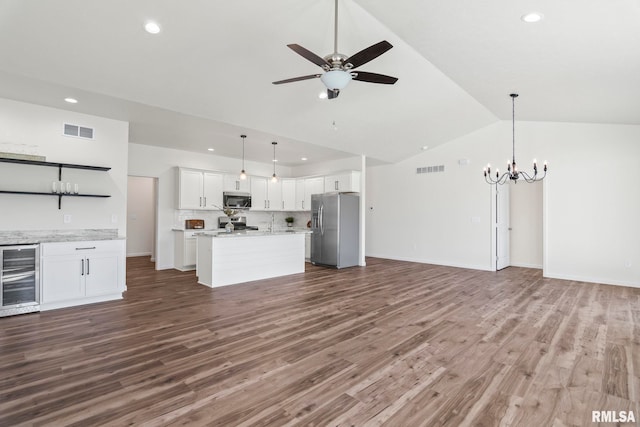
[319,204,324,235]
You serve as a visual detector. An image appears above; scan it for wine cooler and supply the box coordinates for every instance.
[0,244,40,317]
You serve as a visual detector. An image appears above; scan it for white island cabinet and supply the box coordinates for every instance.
[41,239,126,310]
[196,231,307,287]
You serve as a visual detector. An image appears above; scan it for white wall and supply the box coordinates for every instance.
[291,156,362,177]
[126,176,156,257]
[366,120,640,288]
[0,98,128,235]
[510,180,543,268]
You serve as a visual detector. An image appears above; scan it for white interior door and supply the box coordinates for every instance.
[496,183,510,270]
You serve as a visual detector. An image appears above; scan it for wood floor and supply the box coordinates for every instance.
[1,257,639,426]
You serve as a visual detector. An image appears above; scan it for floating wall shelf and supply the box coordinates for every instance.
[0,157,111,209]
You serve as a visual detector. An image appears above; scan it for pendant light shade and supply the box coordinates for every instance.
[239,134,247,180]
[271,141,278,183]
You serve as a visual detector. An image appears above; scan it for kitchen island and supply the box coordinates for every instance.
[196,230,309,288]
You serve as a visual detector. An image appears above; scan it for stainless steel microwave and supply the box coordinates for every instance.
[223,191,251,209]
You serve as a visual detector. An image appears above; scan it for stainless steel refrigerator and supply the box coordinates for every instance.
[310,192,360,268]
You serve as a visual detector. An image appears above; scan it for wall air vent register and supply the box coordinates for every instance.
[63,123,94,139]
[416,165,445,174]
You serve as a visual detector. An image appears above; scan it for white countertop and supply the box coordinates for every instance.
[0,229,123,245]
[196,229,311,238]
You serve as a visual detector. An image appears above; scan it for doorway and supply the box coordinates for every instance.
[509,180,543,268]
[491,180,544,271]
[126,176,158,262]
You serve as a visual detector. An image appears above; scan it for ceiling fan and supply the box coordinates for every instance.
[272,0,398,99]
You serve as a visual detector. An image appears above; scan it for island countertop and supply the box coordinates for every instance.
[196,229,311,238]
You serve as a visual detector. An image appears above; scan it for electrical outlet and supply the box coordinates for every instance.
[111,214,118,223]
[63,214,71,224]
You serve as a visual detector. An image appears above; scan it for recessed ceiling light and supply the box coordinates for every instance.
[301,157,308,161]
[144,21,161,34]
[521,12,543,23]
[272,159,278,162]
[207,148,214,152]
[318,91,328,99]
[421,146,429,151]
[64,97,78,104]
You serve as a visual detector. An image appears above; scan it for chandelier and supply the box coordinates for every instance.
[484,93,547,185]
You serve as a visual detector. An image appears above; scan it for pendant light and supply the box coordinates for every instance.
[484,93,548,185]
[271,141,278,183]
[239,134,247,180]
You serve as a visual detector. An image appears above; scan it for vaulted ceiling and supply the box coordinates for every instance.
[0,0,638,166]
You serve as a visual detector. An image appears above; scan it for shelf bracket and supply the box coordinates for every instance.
[58,194,62,209]
[58,165,62,181]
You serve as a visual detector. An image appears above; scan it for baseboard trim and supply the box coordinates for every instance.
[366,253,491,272]
[544,270,639,289]
[127,252,152,258]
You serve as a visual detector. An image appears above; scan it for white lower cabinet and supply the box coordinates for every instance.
[174,230,197,271]
[41,239,126,310]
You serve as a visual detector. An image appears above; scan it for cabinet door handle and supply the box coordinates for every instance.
[200,197,203,207]
[76,247,96,251]
[282,201,284,210]
[302,200,304,210]
[81,259,84,276]
[204,197,207,206]
[87,258,90,275]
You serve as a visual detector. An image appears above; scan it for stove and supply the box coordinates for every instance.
[218,216,259,231]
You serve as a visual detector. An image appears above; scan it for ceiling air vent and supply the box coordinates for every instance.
[416,165,445,174]
[63,123,94,139]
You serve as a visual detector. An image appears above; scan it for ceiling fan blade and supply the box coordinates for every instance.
[345,40,393,69]
[352,71,398,85]
[272,74,322,85]
[287,44,330,68]
[327,89,340,99]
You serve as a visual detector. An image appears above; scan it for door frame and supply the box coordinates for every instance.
[490,178,548,273]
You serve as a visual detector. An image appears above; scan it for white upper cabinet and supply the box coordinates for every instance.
[178,166,360,212]
[223,174,250,192]
[178,168,204,209]
[324,171,361,193]
[303,177,324,211]
[250,176,268,211]
[203,172,223,209]
[282,179,296,211]
[177,167,223,210]
[251,176,284,211]
[268,179,283,211]
[295,179,306,211]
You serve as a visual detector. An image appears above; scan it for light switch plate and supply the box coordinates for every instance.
[111,214,118,223]
[63,214,71,224]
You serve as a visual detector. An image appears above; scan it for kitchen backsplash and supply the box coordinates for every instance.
[174,210,310,231]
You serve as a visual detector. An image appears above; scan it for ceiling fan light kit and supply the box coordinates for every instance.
[272,0,398,99]
[484,94,548,185]
[321,70,352,90]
